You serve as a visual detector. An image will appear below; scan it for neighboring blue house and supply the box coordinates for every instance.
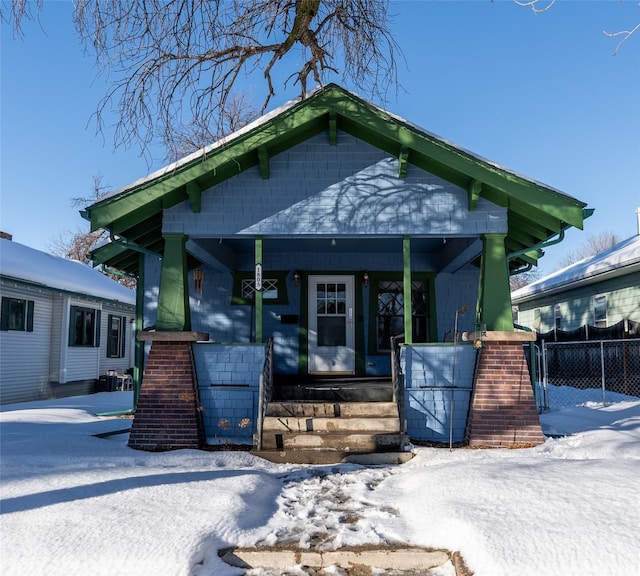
[0,234,136,404]
[84,85,590,458]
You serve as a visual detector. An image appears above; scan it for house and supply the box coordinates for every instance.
[83,84,591,458]
[0,234,136,405]
[512,232,640,337]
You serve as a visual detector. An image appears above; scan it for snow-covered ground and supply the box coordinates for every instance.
[1,390,639,576]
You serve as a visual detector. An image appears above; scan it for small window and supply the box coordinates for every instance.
[533,308,541,331]
[594,294,607,328]
[107,315,127,358]
[554,303,562,330]
[69,306,100,347]
[232,271,289,305]
[1,297,34,332]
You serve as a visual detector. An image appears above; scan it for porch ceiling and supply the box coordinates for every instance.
[85,84,590,276]
[187,236,480,273]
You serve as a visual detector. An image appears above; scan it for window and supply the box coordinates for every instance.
[107,315,127,358]
[376,280,429,352]
[594,294,607,328]
[232,271,289,305]
[0,297,34,332]
[554,303,562,330]
[533,308,541,331]
[512,306,519,325]
[69,306,100,347]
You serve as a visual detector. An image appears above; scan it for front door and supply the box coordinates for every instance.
[308,275,355,374]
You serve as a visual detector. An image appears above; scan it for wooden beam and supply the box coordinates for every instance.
[186,181,201,213]
[329,111,337,145]
[467,179,482,212]
[398,145,409,179]
[258,146,269,180]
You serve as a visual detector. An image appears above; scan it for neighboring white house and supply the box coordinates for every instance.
[512,233,640,335]
[0,234,136,405]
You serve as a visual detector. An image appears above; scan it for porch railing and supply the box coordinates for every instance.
[391,334,407,436]
[256,337,274,450]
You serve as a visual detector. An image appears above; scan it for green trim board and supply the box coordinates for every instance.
[85,84,589,277]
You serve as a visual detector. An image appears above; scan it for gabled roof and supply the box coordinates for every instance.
[0,239,136,306]
[511,234,640,303]
[84,84,590,275]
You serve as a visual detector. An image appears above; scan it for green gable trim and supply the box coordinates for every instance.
[85,84,589,275]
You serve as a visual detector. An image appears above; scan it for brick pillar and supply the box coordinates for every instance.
[129,332,208,451]
[466,333,544,448]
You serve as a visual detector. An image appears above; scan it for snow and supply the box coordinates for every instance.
[1,391,639,576]
[0,238,135,305]
[511,234,640,302]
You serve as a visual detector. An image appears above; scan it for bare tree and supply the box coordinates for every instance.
[515,0,639,55]
[165,92,261,162]
[49,175,137,289]
[1,0,400,158]
[555,231,621,270]
[510,268,541,292]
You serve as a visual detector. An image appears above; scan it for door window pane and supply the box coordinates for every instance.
[318,317,346,346]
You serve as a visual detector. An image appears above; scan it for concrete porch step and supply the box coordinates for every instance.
[265,401,398,418]
[260,431,407,451]
[250,449,414,465]
[262,415,400,433]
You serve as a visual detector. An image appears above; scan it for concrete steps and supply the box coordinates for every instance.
[253,401,412,464]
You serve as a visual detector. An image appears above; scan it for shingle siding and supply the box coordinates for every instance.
[163,132,507,238]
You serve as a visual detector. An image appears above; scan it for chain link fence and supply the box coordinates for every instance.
[533,339,640,411]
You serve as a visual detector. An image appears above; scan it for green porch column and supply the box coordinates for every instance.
[156,232,191,331]
[403,235,413,344]
[255,236,263,343]
[478,233,514,331]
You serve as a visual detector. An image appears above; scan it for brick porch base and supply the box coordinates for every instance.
[129,333,208,451]
[466,334,544,448]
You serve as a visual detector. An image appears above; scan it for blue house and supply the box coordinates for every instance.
[84,85,590,460]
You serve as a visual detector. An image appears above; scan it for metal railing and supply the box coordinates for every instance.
[537,338,640,410]
[256,337,274,450]
[391,334,407,436]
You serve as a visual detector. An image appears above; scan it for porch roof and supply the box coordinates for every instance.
[84,84,590,275]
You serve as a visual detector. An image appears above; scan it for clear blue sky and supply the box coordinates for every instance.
[1,0,639,275]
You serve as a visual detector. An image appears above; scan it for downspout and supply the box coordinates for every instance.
[507,229,565,276]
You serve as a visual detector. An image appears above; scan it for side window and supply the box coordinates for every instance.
[1,297,34,332]
[376,280,429,352]
[231,271,289,305]
[107,315,127,358]
[69,306,100,347]
[554,303,562,330]
[594,294,607,328]
[533,308,541,331]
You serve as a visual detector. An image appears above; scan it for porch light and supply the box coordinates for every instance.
[330,238,336,247]
[293,271,301,287]
[363,271,369,287]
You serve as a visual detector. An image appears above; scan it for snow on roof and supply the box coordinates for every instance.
[0,238,136,306]
[512,234,640,302]
[102,84,577,204]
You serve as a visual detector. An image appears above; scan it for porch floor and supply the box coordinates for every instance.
[272,375,393,402]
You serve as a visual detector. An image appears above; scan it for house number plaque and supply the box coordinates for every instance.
[255,263,263,291]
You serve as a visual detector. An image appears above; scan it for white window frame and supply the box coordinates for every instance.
[593,294,608,328]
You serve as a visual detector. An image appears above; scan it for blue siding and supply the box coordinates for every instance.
[163,131,507,238]
[401,344,476,442]
[193,343,265,440]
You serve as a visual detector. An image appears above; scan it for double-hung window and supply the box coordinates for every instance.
[594,294,607,328]
[69,306,100,347]
[107,315,127,358]
[0,297,34,331]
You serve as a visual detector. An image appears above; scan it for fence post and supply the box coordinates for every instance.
[541,340,549,412]
[600,340,607,407]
